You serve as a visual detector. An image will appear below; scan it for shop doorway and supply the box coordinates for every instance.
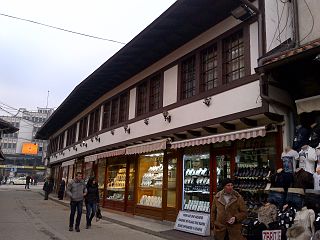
[211,149,234,194]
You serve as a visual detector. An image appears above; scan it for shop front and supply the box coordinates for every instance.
[172,126,281,216]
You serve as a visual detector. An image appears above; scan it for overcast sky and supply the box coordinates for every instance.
[0,0,176,115]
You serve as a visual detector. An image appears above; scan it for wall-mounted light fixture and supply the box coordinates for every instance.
[110,129,115,135]
[162,111,171,123]
[73,146,77,151]
[90,137,94,142]
[203,97,212,107]
[124,124,130,134]
[68,148,71,152]
[80,141,87,147]
[62,151,65,156]
[95,136,100,142]
[144,118,149,125]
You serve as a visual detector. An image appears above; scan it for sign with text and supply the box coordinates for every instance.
[262,230,282,240]
[174,210,210,236]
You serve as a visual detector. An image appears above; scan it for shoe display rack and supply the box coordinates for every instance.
[234,166,270,191]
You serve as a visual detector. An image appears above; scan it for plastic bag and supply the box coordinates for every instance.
[96,205,102,221]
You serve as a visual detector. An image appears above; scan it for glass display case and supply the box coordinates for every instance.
[183,152,210,213]
[105,163,127,201]
[167,152,177,208]
[137,152,163,208]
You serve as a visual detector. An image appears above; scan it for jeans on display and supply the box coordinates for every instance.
[69,200,83,228]
[286,193,304,210]
[268,191,285,209]
[86,202,97,226]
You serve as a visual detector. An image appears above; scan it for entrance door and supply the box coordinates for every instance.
[211,150,234,194]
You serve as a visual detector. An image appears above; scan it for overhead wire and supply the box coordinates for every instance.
[0,12,126,45]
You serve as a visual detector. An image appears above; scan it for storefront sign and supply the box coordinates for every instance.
[262,230,281,240]
[174,210,210,236]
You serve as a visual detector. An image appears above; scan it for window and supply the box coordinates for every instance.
[58,133,64,150]
[223,31,244,83]
[102,91,129,129]
[136,73,162,117]
[111,98,119,126]
[102,102,111,129]
[119,93,129,123]
[78,116,88,141]
[149,74,161,112]
[201,45,218,91]
[88,107,100,136]
[66,124,76,146]
[137,82,148,116]
[180,56,196,100]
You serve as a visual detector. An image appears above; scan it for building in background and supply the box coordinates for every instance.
[0,118,19,161]
[0,107,54,178]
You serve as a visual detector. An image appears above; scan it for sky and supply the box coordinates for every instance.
[0,0,176,115]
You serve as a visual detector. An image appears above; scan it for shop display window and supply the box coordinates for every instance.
[137,152,163,208]
[183,149,210,213]
[97,160,106,202]
[62,166,68,180]
[106,158,126,202]
[84,162,94,183]
[216,154,231,189]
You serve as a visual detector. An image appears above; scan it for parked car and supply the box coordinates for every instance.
[8,177,26,185]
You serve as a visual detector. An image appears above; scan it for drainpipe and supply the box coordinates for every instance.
[292,0,300,47]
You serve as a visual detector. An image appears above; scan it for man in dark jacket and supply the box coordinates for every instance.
[211,178,248,240]
[66,172,87,232]
[25,175,31,189]
[43,177,54,200]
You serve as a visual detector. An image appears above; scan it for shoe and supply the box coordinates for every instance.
[75,228,80,232]
[69,227,73,231]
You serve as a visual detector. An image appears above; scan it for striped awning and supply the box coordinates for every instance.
[97,148,126,159]
[61,159,75,167]
[295,95,320,114]
[126,139,170,155]
[171,126,266,149]
[84,154,98,163]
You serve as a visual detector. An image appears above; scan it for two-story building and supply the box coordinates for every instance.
[36,0,320,221]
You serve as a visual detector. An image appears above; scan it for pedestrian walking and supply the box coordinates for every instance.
[58,178,66,200]
[43,177,54,200]
[25,175,31,189]
[84,177,99,229]
[66,172,87,232]
[211,178,248,240]
[0,175,3,185]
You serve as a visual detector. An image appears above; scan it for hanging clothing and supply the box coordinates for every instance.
[314,173,320,191]
[299,146,317,174]
[257,203,277,228]
[294,207,315,235]
[293,168,314,190]
[282,149,299,173]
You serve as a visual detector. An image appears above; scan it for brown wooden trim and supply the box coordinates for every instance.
[49,106,267,160]
[244,24,251,76]
[240,117,257,127]
[259,0,267,56]
[220,122,236,130]
[275,125,283,170]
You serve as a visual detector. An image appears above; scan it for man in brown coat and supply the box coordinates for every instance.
[211,178,247,240]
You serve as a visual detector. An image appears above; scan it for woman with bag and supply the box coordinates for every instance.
[84,177,99,229]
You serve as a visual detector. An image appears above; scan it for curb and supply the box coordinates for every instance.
[38,192,177,240]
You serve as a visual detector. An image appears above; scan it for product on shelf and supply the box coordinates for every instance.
[139,195,162,208]
[183,200,210,213]
[107,192,124,201]
[140,164,163,187]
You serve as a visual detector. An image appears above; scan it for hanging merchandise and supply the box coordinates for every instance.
[298,145,317,174]
[309,122,320,148]
[293,125,311,151]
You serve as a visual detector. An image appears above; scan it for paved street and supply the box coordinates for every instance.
[0,185,166,240]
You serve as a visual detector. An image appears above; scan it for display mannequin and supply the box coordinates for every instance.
[314,167,320,191]
[281,147,299,174]
[298,145,317,174]
[287,206,315,239]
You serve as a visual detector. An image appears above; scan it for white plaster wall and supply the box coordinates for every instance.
[129,88,136,120]
[16,119,33,153]
[250,22,259,74]
[298,0,320,44]
[264,0,293,52]
[163,65,178,107]
[50,81,261,163]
